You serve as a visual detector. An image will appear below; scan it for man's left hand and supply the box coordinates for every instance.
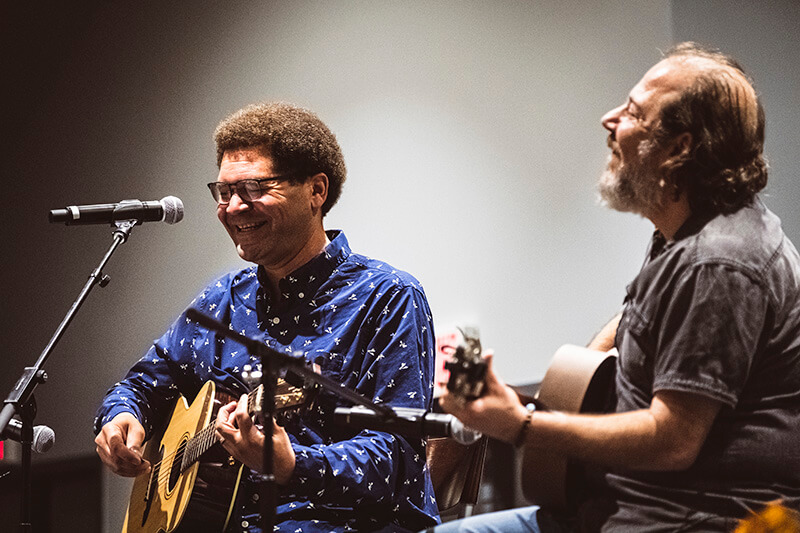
[215,393,296,484]
[439,353,528,443]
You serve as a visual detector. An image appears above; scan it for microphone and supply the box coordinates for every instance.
[333,406,482,445]
[1,419,56,454]
[49,196,184,225]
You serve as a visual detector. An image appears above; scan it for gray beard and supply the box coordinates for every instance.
[598,140,666,216]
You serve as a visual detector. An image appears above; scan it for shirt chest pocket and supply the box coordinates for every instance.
[617,299,656,387]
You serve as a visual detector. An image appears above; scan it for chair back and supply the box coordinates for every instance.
[427,435,488,517]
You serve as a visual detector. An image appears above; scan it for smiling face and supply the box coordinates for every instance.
[215,147,328,274]
[598,58,692,217]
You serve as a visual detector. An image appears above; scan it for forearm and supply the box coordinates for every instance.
[95,387,148,434]
[442,358,717,473]
[522,409,682,471]
[586,312,622,352]
[518,389,719,471]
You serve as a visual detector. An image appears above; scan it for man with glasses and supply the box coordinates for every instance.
[94,102,440,532]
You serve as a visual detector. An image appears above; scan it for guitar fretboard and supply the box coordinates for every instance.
[179,386,262,472]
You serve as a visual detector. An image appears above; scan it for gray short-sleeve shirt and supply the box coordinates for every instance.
[602,198,800,531]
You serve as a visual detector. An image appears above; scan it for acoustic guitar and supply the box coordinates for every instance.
[121,376,313,533]
[444,342,616,514]
[520,344,616,513]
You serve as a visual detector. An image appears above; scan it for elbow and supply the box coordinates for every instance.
[645,391,720,472]
[652,440,702,471]
[662,449,698,471]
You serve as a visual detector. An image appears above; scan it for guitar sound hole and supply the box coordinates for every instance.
[169,439,187,492]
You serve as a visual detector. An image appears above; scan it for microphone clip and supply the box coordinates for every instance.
[112,218,138,242]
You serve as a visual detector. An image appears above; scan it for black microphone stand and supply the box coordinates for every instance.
[0,220,139,532]
[185,309,394,533]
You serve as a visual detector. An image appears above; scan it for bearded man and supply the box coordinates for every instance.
[436,42,800,532]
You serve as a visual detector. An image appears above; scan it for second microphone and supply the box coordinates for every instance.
[333,405,482,445]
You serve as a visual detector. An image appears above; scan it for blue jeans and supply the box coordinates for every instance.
[427,506,566,533]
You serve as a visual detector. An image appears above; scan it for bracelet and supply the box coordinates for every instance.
[514,403,536,448]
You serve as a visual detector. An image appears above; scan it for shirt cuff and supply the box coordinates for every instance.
[96,406,144,434]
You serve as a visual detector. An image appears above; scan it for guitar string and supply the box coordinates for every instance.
[147,387,262,488]
[151,413,238,487]
[151,389,306,489]
[148,383,308,489]
[148,388,305,490]
[150,389,270,489]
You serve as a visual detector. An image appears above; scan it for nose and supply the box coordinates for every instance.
[225,190,251,213]
[601,104,624,133]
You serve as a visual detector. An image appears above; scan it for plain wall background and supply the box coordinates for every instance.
[1,1,798,530]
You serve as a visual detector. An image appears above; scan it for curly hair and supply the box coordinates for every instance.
[214,102,346,217]
[653,42,767,216]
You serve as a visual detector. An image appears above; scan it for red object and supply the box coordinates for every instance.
[0,440,4,460]
[435,329,463,390]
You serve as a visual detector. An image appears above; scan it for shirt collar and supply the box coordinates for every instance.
[649,208,717,261]
[671,210,715,243]
[256,229,351,308]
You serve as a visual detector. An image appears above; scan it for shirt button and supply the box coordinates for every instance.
[298,292,304,298]
[271,317,280,325]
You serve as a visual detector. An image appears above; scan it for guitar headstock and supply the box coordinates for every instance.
[444,327,487,401]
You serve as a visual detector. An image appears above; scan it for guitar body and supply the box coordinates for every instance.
[122,381,244,533]
[521,345,617,513]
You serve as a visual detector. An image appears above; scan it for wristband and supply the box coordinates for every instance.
[514,402,536,448]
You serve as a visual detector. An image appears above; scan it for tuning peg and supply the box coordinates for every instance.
[242,364,263,388]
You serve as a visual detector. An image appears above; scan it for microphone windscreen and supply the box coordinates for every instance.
[448,417,482,445]
[160,196,184,224]
[32,425,55,453]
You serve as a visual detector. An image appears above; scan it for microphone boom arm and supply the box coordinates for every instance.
[184,308,394,417]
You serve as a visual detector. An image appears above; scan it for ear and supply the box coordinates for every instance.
[308,173,329,211]
[669,132,692,159]
[659,132,692,202]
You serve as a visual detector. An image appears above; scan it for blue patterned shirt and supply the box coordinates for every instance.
[95,230,440,532]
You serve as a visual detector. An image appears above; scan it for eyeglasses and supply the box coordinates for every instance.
[207,175,297,205]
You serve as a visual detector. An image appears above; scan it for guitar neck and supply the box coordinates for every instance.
[180,386,263,472]
[178,379,310,472]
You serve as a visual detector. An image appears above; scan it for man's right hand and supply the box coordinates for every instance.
[95,412,151,477]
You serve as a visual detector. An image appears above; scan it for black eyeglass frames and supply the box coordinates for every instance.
[206,175,297,204]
